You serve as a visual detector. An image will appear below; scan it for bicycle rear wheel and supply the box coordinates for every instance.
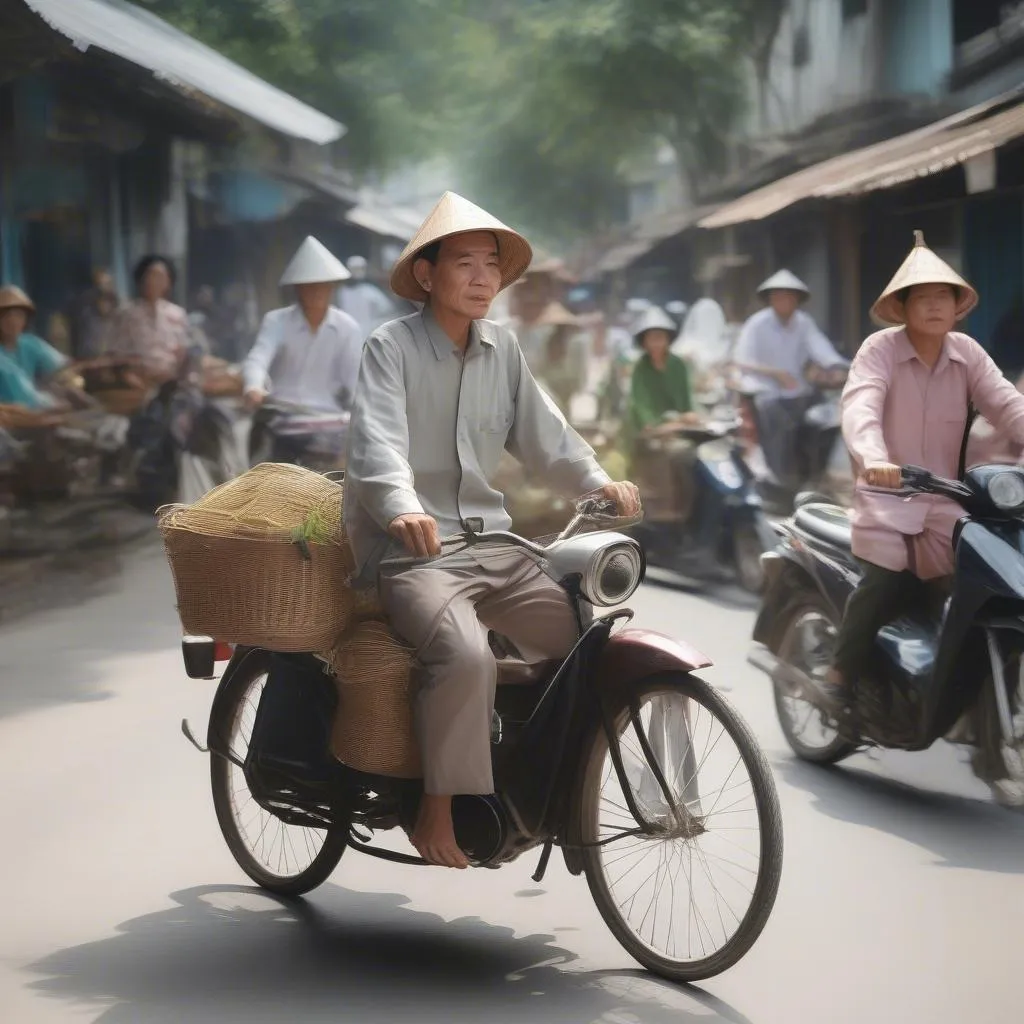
[209,651,348,895]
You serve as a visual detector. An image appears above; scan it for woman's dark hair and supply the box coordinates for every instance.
[133,254,177,292]
[897,283,961,304]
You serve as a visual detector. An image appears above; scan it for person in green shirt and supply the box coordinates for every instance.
[625,306,703,517]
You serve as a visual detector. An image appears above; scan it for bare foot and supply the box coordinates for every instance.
[411,794,470,869]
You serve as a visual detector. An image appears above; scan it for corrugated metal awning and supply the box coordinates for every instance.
[346,202,424,242]
[701,94,1024,230]
[24,0,344,145]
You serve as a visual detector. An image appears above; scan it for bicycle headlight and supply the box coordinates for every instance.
[545,533,645,607]
[988,470,1024,511]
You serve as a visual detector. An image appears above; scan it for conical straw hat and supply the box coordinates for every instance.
[536,301,582,328]
[389,191,533,303]
[0,284,35,313]
[280,237,350,286]
[632,305,678,342]
[871,230,978,327]
[757,269,810,297]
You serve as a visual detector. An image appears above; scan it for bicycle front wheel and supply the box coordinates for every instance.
[579,672,783,982]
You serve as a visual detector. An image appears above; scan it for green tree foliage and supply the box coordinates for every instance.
[137,0,784,241]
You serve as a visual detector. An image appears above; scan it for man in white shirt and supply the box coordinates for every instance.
[732,270,848,490]
[243,237,364,415]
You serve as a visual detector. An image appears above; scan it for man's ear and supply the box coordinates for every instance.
[413,258,432,294]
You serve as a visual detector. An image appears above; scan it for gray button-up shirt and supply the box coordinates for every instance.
[344,308,611,585]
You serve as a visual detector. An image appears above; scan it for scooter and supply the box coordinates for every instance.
[748,464,1024,804]
[248,397,350,472]
[737,370,848,514]
[631,417,778,593]
[177,497,783,983]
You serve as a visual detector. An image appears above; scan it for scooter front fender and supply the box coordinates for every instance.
[594,627,713,694]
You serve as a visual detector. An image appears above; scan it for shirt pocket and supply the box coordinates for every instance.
[473,411,514,471]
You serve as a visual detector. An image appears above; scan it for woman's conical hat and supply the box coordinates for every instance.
[632,305,678,343]
[0,284,35,314]
[871,230,978,327]
[389,191,533,303]
[757,269,810,297]
[536,301,582,328]
[280,237,350,286]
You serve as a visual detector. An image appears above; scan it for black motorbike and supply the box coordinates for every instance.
[632,418,777,592]
[248,397,350,472]
[748,464,1024,803]
[178,497,783,982]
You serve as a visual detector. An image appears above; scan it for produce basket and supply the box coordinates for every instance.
[324,618,421,778]
[159,463,353,651]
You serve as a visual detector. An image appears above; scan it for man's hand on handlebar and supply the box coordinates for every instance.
[597,480,642,518]
[863,462,902,489]
[244,388,267,412]
[389,513,442,558]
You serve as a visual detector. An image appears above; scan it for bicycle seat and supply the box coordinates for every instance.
[792,502,851,550]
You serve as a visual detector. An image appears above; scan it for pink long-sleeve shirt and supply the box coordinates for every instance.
[842,327,1024,578]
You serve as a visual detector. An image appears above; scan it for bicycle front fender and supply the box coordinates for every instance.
[594,628,713,695]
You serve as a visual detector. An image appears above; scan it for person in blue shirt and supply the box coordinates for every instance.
[0,285,67,409]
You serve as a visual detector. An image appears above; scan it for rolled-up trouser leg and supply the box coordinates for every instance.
[379,566,497,795]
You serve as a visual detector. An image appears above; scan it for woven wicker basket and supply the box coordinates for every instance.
[159,463,353,651]
[326,619,422,778]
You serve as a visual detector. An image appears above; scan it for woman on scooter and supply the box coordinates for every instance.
[627,307,722,574]
[827,232,1024,736]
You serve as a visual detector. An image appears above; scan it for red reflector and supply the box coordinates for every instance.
[213,641,235,662]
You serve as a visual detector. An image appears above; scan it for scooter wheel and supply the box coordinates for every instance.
[774,600,857,764]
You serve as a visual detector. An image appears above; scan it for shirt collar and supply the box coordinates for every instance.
[288,304,342,334]
[894,328,967,367]
[422,305,496,361]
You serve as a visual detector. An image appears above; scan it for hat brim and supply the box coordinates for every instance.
[870,283,979,328]
[758,286,809,299]
[390,228,533,304]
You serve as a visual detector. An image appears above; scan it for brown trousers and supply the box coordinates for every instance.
[379,546,579,795]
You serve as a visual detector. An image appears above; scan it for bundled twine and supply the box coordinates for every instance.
[158,462,344,546]
[159,463,354,651]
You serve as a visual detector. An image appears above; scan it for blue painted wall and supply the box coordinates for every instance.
[884,0,954,97]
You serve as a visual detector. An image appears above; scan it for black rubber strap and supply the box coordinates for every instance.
[958,403,977,481]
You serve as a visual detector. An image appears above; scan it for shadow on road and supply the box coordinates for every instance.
[0,539,177,720]
[776,756,1024,874]
[26,884,757,1024]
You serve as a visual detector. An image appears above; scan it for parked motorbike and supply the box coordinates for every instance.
[248,397,350,473]
[179,496,783,982]
[748,465,1024,803]
[631,417,777,593]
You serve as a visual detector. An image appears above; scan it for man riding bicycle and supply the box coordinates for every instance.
[344,192,639,868]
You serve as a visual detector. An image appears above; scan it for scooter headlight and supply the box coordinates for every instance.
[988,471,1024,511]
[584,542,645,607]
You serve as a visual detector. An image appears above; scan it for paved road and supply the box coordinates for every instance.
[1,545,1021,1023]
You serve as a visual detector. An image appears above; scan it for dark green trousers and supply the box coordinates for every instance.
[833,562,950,681]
